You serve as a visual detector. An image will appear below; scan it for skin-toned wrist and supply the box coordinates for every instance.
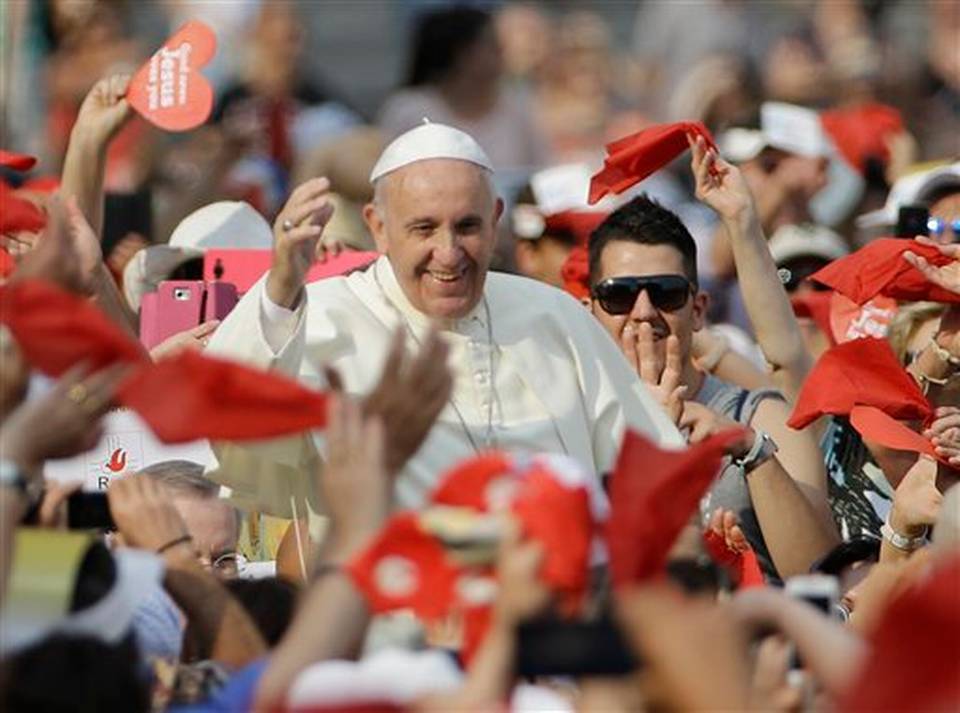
[266,270,304,310]
[888,505,928,538]
[721,208,761,238]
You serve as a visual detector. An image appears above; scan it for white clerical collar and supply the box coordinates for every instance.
[373,256,486,332]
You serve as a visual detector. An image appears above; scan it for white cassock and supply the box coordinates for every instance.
[206,256,682,517]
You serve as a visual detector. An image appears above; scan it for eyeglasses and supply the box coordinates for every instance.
[592,275,694,315]
[928,216,960,242]
[198,551,247,578]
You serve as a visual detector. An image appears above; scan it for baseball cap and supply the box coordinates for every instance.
[856,161,960,229]
[768,223,850,266]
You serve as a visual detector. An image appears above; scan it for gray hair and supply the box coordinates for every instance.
[138,460,220,499]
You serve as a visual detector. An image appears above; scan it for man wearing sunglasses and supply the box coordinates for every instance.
[586,192,838,580]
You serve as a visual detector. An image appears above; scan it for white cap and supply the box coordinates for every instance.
[720,103,828,162]
[169,201,273,251]
[123,201,274,311]
[768,223,850,265]
[856,161,960,229]
[369,120,494,183]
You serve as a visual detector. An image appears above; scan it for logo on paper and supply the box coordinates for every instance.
[87,433,144,489]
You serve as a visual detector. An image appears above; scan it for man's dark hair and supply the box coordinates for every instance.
[405,6,492,86]
[588,195,699,288]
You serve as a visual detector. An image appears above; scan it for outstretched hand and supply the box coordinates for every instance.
[688,133,756,226]
[904,237,960,297]
[73,74,133,145]
[267,178,336,308]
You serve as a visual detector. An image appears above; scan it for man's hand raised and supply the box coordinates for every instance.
[267,178,336,308]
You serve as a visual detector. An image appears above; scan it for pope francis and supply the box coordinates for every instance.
[207,122,682,516]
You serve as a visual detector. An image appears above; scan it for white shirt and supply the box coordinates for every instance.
[206,257,682,516]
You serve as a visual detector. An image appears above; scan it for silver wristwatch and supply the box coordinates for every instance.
[881,517,929,552]
[734,431,778,475]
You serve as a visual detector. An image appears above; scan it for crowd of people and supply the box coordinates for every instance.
[1,2,959,711]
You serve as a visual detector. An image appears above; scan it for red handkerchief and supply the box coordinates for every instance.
[788,337,930,430]
[829,293,897,344]
[588,122,716,204]
[118,349,328,443]
[544,211,607,245]
[606,428,747,587]
[431,452,518,512]
[0,150,36,171]
[345,513,459,621]
[127,21,217,132]
[0,280,146,374]
[849,406,938,461]
[561,245,590,300]
[820,103,904,174]
[0,247,15,278]
[810,239,960,305]
[838,554,960,712]
[0,182,46,234]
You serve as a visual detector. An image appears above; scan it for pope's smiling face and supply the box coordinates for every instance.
[364,159,502,320]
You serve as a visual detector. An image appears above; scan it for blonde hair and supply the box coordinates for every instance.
[886,301,945,364]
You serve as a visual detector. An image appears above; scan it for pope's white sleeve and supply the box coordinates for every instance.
[205,275,306,377]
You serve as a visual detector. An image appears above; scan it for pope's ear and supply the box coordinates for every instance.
[363,203,388,253]
[494,197,504,223]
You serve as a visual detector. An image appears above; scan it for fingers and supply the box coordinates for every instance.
[286,194,334,228]
[191,320,220,339]
[924,412,960,437]
[636,322,662,385]
[620,324,640,375]
[914,235,960,257]
[38,481,83,528]
[662,335,682,392]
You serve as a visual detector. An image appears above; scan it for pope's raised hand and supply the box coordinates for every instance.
[267,177,335,308]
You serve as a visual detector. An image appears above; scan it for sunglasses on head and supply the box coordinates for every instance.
[592,275,694,315]
[928,216,960,242]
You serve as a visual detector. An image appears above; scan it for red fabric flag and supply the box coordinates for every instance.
[849,406,938,460]
[606,428,747,588]
[19,176,60,193]
[810,239,960,305]
[0,246,15,278]
[0,280,147,374]
[702,529,765,589]
[820,104,904,175]
[588,122,716,205]
[0,150,37,171]
[788,338,931,431]
[561,245,590,300]
[838,554,960,712]
[829,293,897,344]
[118,349,328,443]
[0,182,46,234]
[345,513,459,621]
[430,452,518,512]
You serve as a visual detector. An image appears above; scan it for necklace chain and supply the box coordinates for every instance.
[373,269,496,454]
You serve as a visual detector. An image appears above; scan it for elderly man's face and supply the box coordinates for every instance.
[172,495,241,579]
[365,159,503,319]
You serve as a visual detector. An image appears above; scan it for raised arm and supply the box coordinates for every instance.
[689,135,812,404]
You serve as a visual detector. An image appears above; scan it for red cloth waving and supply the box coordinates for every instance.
[0,279,147,373]
[588,122,716,204]
[838,554,960,712]
[561,245,590,300]
[606,428,746,587]
[820,104,904,175]
[0,150,36,171]
[118,349,328,443]
[810,239,960,305]
[788,337,930,430]
[0,182,46,234]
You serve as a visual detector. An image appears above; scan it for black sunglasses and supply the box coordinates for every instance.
[592,275,694,315]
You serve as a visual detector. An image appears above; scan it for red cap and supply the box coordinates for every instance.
[790,291,836,345]
[821,103,904,175]
[606,428,747,587]
[0,182,46,234]
[788,337,930,431]
[543,210,608,244]
[345,513,459,621]
[0,150,37,171]
[561,245,591,300]
[838,554,960,712]
[811,238,960,305]
[588,121,716,205]
[118,349,329,443]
